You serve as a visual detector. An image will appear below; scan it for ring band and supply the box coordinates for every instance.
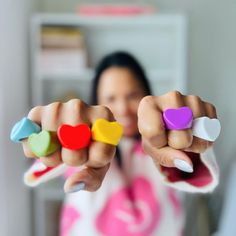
[91,119,123,146]
[192,117,221,142]
[10,117,41,143]
[28,130,61,157]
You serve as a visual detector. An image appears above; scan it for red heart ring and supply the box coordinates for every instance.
[57,124,91,150]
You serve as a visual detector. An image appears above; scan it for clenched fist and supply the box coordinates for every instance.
[22,99,116,192]
[138,91,218,173]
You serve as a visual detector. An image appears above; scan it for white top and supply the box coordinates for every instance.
[24,138,219,236]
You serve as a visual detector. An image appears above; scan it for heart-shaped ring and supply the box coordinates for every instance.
[163,107,193,130]
[10,117,41,143]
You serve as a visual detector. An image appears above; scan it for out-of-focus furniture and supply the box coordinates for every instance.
[213,161,236,236]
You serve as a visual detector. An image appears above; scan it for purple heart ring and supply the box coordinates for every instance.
[163,106,193,130]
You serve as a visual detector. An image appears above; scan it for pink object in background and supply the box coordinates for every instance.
[60,205,81,236]
[96,176,161,236]
[77,5,156,16]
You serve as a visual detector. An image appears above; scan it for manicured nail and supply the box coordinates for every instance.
[174,159,193,173]
[66,182,85,193]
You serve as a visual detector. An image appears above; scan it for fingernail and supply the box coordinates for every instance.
[66,182,85,193]
[174,159,193,173]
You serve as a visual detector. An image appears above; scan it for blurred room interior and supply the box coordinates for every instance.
[0,0,236,236]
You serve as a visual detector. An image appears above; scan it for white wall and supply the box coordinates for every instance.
[0,0,37,235]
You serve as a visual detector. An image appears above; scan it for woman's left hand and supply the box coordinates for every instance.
[137,91,218,172]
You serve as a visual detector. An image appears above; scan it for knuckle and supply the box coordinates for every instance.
[189,139,209,153]
[41,157,60,167]
[197,140,209,153]
[68,99,86,115]
[89,158,108,168]
[93,105,113,119]
[28,106,42,119]
[140,125,164,140]
[49,101,61,110]
[139,95,155,107]
[159,155,170,167]
[88,147,114,168]
[63,155,86,167]
[205,102,217,114]
[168,132,193,149]
[188,95,201,103]
[46,101,61,116]
[43,102,62,128]
[165,90,183,99]
[99,105,112,118]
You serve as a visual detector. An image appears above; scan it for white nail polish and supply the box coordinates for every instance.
[174,159,193,173]
[66,182,85,193]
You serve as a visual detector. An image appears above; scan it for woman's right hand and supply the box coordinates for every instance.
[22,99,116,192]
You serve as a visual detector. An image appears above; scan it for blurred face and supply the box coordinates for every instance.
[97,67,146,137]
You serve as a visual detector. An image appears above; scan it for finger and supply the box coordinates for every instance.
[86,105,116,168]
[41,102,62,130]
[62,148,88,166]
[60,99,90,166]
[28,102,63,165]
[86,141,116,168]
[183,96,209,153]
[157,91,192,150]
[22,139,37,158]
[138,96,167,148]
[87,105,115,123]
[204,102,217,119]
[40,150,63,167]
[61,99,90,125]
[23,106,43,158]
[167,129,193,150]
[184,95,206,118]
[183,136,211,153]
[64,164,110,193]
[202,101,218,148]
[143,138,193,173]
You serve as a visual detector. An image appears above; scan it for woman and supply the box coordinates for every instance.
[22,52,219,236]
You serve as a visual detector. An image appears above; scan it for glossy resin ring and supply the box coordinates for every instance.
[28,130,61,157]
[57,123,92,150]
[163,107,193,130]
[91,118,123,146]
[10,117,41,143]
[192,117,221,142]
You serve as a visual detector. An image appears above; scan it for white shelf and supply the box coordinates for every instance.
[39,68,94,81]
[38,68,174,81]
[33,13,186,27]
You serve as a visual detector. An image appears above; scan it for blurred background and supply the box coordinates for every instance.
[0,0,235,236]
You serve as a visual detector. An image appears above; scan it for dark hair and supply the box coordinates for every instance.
[89,51,152,168]
[90,51,152,105]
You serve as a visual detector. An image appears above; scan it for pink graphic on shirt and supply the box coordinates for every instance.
[60,205,80,236]
[96,176,161,236]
